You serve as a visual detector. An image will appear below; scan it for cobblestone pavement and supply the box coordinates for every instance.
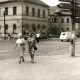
[0,38,71,59]
[0,55,80,80]
[0,38,80,80]
[0,38,80,59]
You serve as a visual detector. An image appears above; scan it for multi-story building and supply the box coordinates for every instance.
[0,0,49,38]
[50,7,80,36]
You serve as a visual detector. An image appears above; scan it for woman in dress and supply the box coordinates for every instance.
[27,33,36,63]
[14,33,26,63]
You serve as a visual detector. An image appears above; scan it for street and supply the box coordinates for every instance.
[0,38,80,80]
[0,38,70,60]
[0,38,80,59]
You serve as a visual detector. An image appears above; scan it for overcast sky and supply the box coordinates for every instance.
[41,0,60,6]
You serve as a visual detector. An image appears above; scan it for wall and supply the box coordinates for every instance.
[0,2,49,38]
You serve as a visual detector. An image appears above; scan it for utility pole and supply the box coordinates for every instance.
[71,0,76,56]
[58,0,80,56]
[22,0,23,37]
[48,9,52,34]
[3,11,6,41]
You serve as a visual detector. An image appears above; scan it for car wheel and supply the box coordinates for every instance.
[67,39,70,42]
[61,40,63,42]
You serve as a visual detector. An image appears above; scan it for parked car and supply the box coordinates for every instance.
[59,32,72,42]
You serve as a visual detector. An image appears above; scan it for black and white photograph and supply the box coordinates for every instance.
[0,0,80,80]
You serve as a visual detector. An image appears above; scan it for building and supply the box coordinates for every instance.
[49,6,80,36]
[0,0,49,38]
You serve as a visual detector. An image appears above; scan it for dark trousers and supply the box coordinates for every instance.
[36,37,39,43]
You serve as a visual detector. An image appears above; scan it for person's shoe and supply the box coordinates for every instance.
[22,58,24,62]
[31,61,34,63]
[19,61,21,64]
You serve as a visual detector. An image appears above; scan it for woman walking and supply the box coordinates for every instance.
[27,33,37,63]
[14,33,26,64]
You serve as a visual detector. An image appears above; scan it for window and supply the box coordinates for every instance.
[13,7,17,15]
[0,8,1,16]
[5,24,8,33]
[26,7,29,15]
[0,25,1,30]
[32,8,35,16]
[26,23,29,29]
[67,18,69,23]
[5,24,8,30]
[13,24,16,30]
[67,27,69,31]
[5,7,8,15]
[42,25,45,29]
[52,18,54,23]
[54,18,57,23]
[43,10,45,18]
[38,9,40,17]
[32,24,36,31]
[61,18,64,23]
[61,28,64,31]
[13,24,17,33]
[37,24,40,29]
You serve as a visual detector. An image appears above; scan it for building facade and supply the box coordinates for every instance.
[0,0,49,38]
[50,7,80,36]
[51,14,72,35]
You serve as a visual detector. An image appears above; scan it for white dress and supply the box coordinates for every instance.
[16,38,25,57]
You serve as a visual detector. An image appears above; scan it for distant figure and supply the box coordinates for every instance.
[7,33,11,40]
[2,34,5,41]
[36,33,40,43]
[49,34,52,38]
[27,33,37,63]
[14,33,26,64]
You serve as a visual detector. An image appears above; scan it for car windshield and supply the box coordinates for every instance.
[62,33,65,35]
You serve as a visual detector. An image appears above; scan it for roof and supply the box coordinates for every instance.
[49,6,61,15]
[0,0,49,7]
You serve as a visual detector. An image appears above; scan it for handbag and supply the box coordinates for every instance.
[34,46,37,50]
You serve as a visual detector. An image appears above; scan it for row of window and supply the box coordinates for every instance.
[52,18,70,23]
[0,24,46,33]
[0,24,17,33]
[61,27,69,31]
[1,6,46,18]
[4,7,17,15]
[28,7,45,18]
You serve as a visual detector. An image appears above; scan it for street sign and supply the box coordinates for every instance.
[59,0,72,2]
[59,0,80,4]
[75,18,80,23]
[59,0,80,57]
[58,10,71,16]
[57,3,72,9]
[76,12,80,17]
[58,3,80,11]
[59,10,80,17]
[76,5,80,11]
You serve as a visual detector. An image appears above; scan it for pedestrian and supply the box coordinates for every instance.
[27,33,37,63]
[2,33,5,41]
[7,33,11,40]
[14,33,26,64]
[36,33,40,43]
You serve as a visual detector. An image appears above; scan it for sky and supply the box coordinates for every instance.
[41,0,60,6]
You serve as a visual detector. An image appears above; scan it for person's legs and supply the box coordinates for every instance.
[19,56,24,63]
[31,54,34,63]
[22,56,24,62]
[37,38,39,43]
[19,56,22,63]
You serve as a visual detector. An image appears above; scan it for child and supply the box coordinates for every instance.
[14,33,26,64]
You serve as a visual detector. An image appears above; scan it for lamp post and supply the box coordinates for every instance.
[22,0,23,37]
[70,0,76,56]
[3,11,6,41]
